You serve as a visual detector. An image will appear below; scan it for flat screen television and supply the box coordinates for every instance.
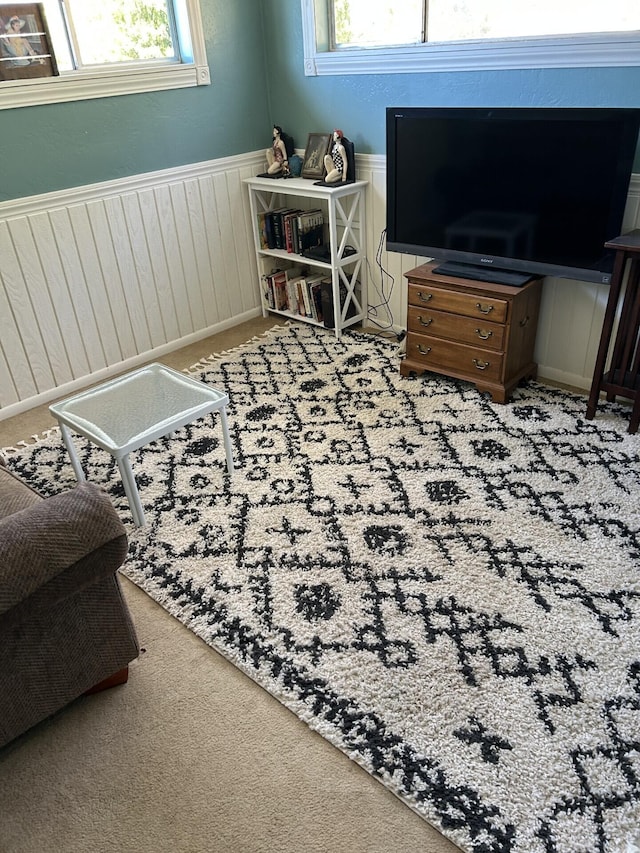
[386,107,640,286]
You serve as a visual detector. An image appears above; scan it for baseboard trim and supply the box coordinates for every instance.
[537,366,590,393]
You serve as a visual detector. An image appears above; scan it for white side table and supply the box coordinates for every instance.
[49,363,233,527]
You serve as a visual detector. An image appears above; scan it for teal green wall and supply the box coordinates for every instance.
[0,0,271,202]
[2,0,639,203]
[262,0,640,169]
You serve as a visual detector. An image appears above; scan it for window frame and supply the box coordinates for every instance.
[302,0,640,75]
[0,0,210,110]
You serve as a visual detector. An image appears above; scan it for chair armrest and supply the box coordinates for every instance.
[0,482,128,617]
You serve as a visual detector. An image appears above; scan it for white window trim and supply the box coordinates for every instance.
[301,0,640,75]
[0,0,210,110]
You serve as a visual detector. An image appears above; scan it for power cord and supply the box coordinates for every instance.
[366,228,401,338]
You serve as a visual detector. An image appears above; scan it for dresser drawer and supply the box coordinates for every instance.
[406,331,504,383]
[408,282,508,323]
[407,305,505,351]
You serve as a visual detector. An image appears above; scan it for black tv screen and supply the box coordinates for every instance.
[386,107,640,285]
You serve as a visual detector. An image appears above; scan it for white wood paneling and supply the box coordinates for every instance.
[86,198,137,362]
[67,203,122,368]
[51,205,111,374]
[6,215,71,388]
[137,187,181,343]
[0,219,55,396]
[0,152,265,420]
[1,152,638,422]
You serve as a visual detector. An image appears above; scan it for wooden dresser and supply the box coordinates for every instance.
[401,263,542,403]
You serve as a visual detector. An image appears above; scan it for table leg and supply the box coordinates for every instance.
[59,423,86,483]
[116,454,146,527]
[217,407,234,474]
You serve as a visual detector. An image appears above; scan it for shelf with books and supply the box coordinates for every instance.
[245,176,367,339]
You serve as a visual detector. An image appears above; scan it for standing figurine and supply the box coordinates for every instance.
[323,129,348,183]
[266,125,293,176]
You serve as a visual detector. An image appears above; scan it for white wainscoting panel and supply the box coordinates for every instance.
[1,153,638,420]
[0,152,265,420]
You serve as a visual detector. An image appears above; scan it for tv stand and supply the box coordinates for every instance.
[402,262,542,403]
[432,261,534,288]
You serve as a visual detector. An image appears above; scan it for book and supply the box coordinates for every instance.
[310,280,324,323]
[285,267,306,314]
[298,208,323,231]
[299,224,324,254]
[272,207,298,250]
[271,270,288,310]
[300,278,311,317]
[263,276,275,309]
[259,260,283,310]
[263,207,290,250]
[295,209,324,254]
[320,278,359,328]
[283,209,302,253]
[283,268,303,314]
[304,273,325,320]
[290,215,300,256]
[264,211,277,249]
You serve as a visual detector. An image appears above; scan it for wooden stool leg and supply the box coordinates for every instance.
[629,396,640,435]
[586,251,626,419]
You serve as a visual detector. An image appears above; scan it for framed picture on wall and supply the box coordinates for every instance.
[302,133,331,180]
[0,3,58,81]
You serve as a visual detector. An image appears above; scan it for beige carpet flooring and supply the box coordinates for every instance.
[0,317,458,853]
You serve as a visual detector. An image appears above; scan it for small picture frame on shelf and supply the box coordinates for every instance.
[0,3,58,81]
[301,133,331,180]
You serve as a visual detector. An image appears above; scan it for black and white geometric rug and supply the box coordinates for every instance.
[4,323,640,853]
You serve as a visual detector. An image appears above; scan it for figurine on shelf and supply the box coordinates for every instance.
[323,129,348,183]
[263,125,295,178]
[316,129,355,186]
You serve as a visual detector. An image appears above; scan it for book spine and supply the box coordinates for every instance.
[300,224,324,253]
[311,282,323,323]
[272,212,285,250]
[292,217,300,255]
[301,280,312,317]
[297,279,307,316]
[265,212,276,249]
[288,280,299,313]
[284,215,293,253]
[284,211,300,253]
[273,273,287,310]
[262,274,275,309]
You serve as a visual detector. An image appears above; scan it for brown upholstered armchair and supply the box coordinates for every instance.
[0,461,139,748]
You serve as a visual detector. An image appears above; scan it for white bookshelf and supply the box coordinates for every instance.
[244,175,367,339]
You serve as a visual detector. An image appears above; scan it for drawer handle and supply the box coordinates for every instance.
[473,358,490,371]
[475,329,493,340]
[519,315,530,327]
[419,316,433,327]
[417,344,432,355]
[476,303,494,315]
[418,292,433,302]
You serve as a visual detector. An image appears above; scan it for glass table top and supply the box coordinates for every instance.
[49,363,228,453]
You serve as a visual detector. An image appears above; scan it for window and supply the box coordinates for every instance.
[302,0,640,75]
[0,0,209,110]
